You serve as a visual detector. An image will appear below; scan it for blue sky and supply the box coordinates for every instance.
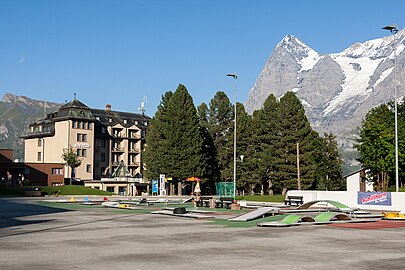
[1,0,404,116]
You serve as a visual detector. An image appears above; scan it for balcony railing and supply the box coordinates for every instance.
[128,161,140,167]
[112,147,124,152]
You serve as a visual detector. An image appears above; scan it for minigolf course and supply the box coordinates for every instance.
[229,207,278,222]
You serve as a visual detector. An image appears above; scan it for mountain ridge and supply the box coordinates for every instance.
[0,93,61,159]
[246,29,405,170]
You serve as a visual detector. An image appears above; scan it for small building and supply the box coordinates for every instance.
[0,149,64,186]
[344,168,374,193]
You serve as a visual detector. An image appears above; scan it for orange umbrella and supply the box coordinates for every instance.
[186,176,201,181]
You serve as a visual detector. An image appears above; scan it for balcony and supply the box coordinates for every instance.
[112,147,124,152]
[128,134,141,140]
[129,148,140,153]
[128,161,140,167]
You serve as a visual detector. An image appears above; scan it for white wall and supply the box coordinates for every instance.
[286,189,405,211]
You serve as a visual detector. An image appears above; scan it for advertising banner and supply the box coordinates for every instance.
[159,174,166,196]
[152,179,158,193]
[357,192,392,206]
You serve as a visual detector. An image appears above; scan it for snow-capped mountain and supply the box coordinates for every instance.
[246,30,405,168]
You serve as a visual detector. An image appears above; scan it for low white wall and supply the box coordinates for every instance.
[286,190,405,211]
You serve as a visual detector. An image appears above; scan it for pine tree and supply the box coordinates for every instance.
[164,84,202,179]
[235,102,254,194]
[274,92,317,191]
[198,102,220,189]
[249,94,280,195]
[313,133,344,191]
[208,91,234,181]
[143,91,173,180]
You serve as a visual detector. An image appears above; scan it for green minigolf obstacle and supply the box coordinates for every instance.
[280,215,303,224]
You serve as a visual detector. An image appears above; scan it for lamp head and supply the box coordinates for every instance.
[382,24,398,33]
[227,73,238,79]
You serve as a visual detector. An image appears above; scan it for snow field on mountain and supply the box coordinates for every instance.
[323,56,383,116]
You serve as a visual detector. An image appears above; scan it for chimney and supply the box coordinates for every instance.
[106,104,111,111]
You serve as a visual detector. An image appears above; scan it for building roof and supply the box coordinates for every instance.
[22,98,150,138]
[59,98,91,110]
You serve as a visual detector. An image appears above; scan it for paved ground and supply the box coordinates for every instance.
[1,197,405,270]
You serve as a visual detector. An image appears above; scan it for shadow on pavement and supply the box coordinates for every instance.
[0,197,71,229]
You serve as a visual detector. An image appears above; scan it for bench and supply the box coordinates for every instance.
[215,197,235,209]
[284,196,304,206]
[195,196,213,207]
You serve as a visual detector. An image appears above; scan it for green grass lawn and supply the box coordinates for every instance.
[41,185,114,196]
[236,194,285,203]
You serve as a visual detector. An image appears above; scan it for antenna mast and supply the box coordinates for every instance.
[141,96,147,115]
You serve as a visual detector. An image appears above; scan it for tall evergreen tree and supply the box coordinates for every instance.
[313,133,344,190]
[208,91,234,181]
[274,92,317,191]
[248,94,280,195]
[198,102,220,185]
[235,102,253,194]
[143,91,173,180]
[164,84,202,179]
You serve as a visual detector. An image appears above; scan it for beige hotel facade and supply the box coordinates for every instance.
[22,98,150,194]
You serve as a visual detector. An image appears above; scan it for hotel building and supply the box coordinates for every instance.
[22,98,150,194]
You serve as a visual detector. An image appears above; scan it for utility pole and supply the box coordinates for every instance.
[297,142,301,190]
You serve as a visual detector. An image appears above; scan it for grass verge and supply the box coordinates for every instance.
[41,185,114,196]
[236,195,285,203]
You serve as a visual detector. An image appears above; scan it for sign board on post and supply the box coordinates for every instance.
[152,179,158,195]
[159,174,166,196]
[357,192,392,206]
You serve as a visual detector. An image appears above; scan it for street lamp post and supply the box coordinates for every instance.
[227,73,238,199]
[383,24,399,192]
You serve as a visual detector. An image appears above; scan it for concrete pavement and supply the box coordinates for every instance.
[1,197,405,270]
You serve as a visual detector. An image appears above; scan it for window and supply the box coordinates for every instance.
[78,121,83,129]
[76,149,86,157]
[106,187,115,193]
[72,121,77,128]
[37,152,42,161]
[38,139,42,147]
[52,168,63,175]
[101,167,106,176]
[101,127,106,134]
[86,164,91,173]
[101,153,106,162]
[88,123,92,130]
[101,139,106,148]
[77,133,87,142]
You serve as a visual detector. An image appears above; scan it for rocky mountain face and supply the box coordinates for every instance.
[246,30,405,172]
[0,93,61,160]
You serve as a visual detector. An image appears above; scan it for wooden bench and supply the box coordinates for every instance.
[284,196,304,206]
[195,196,212,207]
[215,197,235,209]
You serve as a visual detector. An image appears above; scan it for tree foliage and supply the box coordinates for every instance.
[207,91,234,181]
[356,104,395,190]
[61,146,82,185]
[143,84,201,180]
